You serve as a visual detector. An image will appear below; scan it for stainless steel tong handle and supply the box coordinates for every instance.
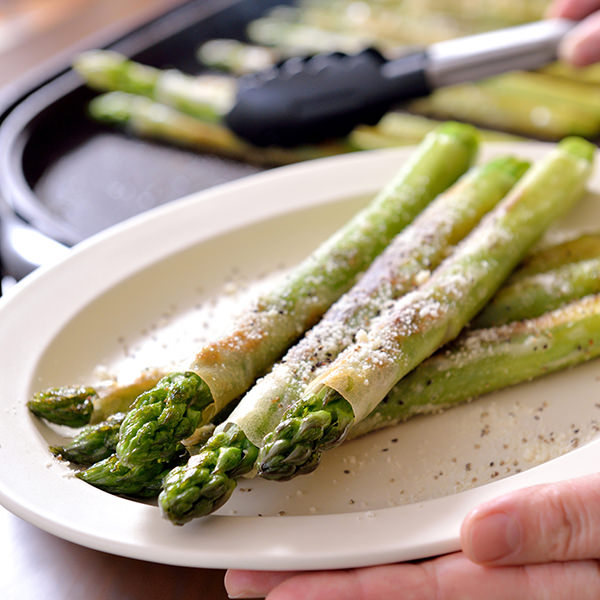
[421,18,576,88]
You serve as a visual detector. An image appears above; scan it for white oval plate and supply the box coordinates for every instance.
[1,143,600,571]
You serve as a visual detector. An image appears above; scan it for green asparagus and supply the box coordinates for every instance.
[541,61,600,85]
[77,372,211,497]
[27,386,96,427]
[114,124,479,470]
[77,454,171,498]
[409,83,600,140]
[79,229,600,503]
[483,71,600,120]
[258,136,595,480]
[159,155,527,523]
[116,372,212,467]
[197,39,280,75]
[473,256,600,327]
[74,50,235,122]
[51,412,126,465]
[508,232,600,280]
[50,232,600,472]
[28,368,165,427]
[89,92,351,166]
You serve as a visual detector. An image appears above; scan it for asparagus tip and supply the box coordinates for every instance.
[559,136,595,164]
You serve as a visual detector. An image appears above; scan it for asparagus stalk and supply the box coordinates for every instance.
[50,413,126,465]
[197,39,280,75]
[28,368,165,427]
[473,256,600,327]
[74,50,234,122]
[258,136,595,481]
[112,124,478,471]
[540,61,600,85]
[36,232,600,430]
[409,84,600,140]
[483,71,600,120]
[509,232,600,280]
[349,292,600,438]
[158,155,528,523]
[77,231,600,499]
[27,386,96,427]
[89,92,352,166]
[76,454,171,498]
[372,112,522,144]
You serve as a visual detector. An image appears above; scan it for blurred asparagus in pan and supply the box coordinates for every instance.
[77,48,600,162]
[89,92,353,166]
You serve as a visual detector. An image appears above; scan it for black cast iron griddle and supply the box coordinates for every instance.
[0,0,291,280]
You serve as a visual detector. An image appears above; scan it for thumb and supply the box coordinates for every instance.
[460,474,600,565]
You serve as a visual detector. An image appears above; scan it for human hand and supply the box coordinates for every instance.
[550,0,600,64]
[225,474,600,599]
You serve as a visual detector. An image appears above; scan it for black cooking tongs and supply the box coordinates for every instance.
[225,18,575,147]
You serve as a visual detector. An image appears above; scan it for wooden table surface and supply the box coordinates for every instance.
[0,2,231,597]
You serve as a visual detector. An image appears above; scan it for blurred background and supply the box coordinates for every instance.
[4,0,600,296]
[0,0,177,88]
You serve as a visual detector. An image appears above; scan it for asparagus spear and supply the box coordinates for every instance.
[372,112,523,144]
[27,368,165,427]
[74,50,235,122]
[483,72,600,121]
[89,92,352,166]
[76,454,171,498]
[258,136,595,481]
[38,232,600,431]
[349,293,600,438]
[473,256,600,327]
[541,61,600,85]
[113,123,478,470]
[409,83,600,140]
[115,371,212,467]
[27,386,96,427]
[509,232,600,280]
[80,232,600,502]
[74,372,212,497]
[50,413,126,465]
[197,39,280,75]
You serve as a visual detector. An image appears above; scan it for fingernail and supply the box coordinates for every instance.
[468,511,521,563]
